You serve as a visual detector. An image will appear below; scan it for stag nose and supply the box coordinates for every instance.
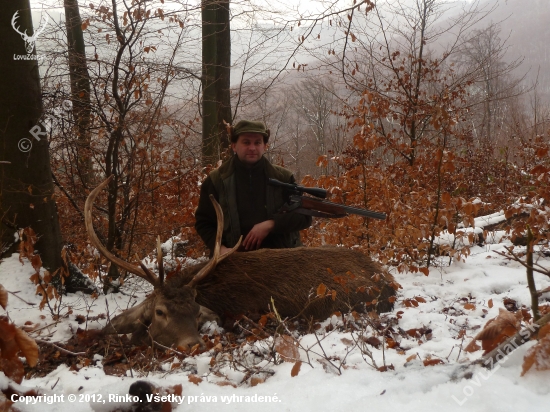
[178,336,206,353]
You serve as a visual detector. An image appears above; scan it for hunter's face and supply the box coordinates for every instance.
[232,133,267,165]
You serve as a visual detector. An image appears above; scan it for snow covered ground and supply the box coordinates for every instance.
[1,238,550,412]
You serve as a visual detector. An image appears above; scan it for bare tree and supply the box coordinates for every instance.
[64,0,93,185]
[458,25,524,144]
[0,0,63,272]
[202,0,232,165]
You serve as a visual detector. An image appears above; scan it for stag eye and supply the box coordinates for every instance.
[155,309,164,317]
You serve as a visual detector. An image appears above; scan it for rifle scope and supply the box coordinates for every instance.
[267,178,327,199]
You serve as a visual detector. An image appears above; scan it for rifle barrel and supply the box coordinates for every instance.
[297,196,386,220]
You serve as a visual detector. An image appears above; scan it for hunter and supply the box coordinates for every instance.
[195,120,312,255]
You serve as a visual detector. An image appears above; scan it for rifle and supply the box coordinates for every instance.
[267,178,386,220]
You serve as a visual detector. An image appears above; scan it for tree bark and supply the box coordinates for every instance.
[201,0,232,166]
[64,0,93,186]
[0,0,63,272]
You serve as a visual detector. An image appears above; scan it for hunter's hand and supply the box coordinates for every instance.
[242,220,275,250]
[220,245,231,256]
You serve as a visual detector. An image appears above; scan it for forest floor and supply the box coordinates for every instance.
[1,229,550,411]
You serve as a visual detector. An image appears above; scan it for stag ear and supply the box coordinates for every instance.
[198,305,220,327]
[104,299,153,334]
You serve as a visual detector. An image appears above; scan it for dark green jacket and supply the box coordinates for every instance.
[195,155,312,252]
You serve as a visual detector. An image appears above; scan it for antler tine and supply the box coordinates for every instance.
[85,176,159,288]
[218,235,242,264]
[187,195,239,288]
[157,236,165,287]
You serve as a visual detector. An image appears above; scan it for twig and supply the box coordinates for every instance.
[28,321,61,335]
[51,378,60,390]
[35,339,86,356]
[152,340,185,357]
[7,290,36,306]
[456,333,465,361]
[313,331,341,375]
[105,298,133,377]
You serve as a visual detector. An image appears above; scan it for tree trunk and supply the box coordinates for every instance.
[0,0,63,272]
[201,0,232,166]
[64,0,93,186]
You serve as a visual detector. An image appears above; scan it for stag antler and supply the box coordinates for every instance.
[187,195,242,288]
[85,176,160,288]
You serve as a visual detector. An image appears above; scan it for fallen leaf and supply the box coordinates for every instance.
[275,335,300,361]
[0,285,7,309]
[188,374,202,385]
[475,308,521,354]
[521,332,550,376]
[291,361,302,377]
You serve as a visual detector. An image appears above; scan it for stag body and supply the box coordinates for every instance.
[187,247,395,317]
[87,177,398,350]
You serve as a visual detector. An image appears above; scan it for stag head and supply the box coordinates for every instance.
[11,11,48,54]
[86,176,240,350]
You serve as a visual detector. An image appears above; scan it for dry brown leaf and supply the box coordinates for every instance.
[363,336,381,348]
[167,384,182,396]
[316,283,327,297]
[215,381,237,388]
[340,338,354,346]
[275,335,300,361]
[474,308,520,354]
[464,303,476,310]
[0,285,7,310]
[250,377,265,387]
[464,339,481,353]
[30,255,42,272]
[188,374,202,385]
[0,358,24,384]
[14,328,39,367]
[521,332,550,376]
[539,324,550,340]
[291,361,302,377]
[476,308,519,340]
[423,358,444,366]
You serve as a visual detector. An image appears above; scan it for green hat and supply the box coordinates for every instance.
[231,120,270,143]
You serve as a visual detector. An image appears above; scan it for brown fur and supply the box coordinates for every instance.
[168,246,397,319]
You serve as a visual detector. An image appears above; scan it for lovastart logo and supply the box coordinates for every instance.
[11,10,48,59]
